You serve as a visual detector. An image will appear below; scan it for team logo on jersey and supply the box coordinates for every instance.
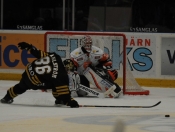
[92,50,99,53]
[92,50,96,53]
[75,52,81,55]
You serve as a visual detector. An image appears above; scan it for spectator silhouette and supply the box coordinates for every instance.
[34,9,57,30]
[75,10,88,31]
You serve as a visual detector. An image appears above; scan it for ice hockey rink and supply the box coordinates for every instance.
[0,80,175,132]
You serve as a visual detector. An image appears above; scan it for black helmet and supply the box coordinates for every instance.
[63,59,75,71]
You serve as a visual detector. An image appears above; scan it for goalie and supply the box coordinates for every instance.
[69,35,122,98]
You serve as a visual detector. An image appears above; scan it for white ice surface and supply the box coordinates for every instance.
[0,80,175,132]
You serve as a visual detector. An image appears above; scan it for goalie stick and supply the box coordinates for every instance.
[79,101,161,108]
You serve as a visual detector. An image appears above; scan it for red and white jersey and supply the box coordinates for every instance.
[70,46,104,74]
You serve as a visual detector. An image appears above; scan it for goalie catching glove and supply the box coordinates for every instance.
[83,66,121,98]
[18,42,33,51]
[107,69,118,81]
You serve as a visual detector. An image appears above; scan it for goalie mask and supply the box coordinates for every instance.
[82,35,92,52]
[63,59,75,72]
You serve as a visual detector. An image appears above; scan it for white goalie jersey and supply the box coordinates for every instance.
[70,46,104,75]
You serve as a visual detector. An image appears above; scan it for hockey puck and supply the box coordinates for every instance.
[165,115,170,117]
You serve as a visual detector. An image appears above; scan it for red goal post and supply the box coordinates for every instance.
[44,31,149,95]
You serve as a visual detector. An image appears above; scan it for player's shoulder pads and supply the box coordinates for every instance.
[91,46,103,55]
[70,47,84,58]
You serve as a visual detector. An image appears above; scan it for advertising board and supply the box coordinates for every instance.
[0,33,44,69]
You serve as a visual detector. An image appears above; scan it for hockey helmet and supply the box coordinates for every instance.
[82,35,92,52]
[63,59,75,72]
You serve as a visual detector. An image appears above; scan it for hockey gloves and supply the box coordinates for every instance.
[107,69,118,81]
[67,98,79,108]
[18,42,33,51]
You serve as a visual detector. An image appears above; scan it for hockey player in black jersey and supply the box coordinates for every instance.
[0,42,79,108]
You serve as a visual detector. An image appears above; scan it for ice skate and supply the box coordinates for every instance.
[0,98,13,104]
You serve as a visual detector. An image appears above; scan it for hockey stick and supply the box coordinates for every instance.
[79,101,161,108]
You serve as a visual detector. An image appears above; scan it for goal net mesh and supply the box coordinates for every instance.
[45,31,149,95]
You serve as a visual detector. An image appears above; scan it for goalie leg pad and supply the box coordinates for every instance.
[83,67,114,92]
[104,85,121,98]
[79,84,105,98]
[78,84,121,98]
[83,67,122,98]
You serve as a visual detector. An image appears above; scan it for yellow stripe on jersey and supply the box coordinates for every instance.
[31,76,39,84]
[8,87,18,98]
[41,51,48,58]
[52,91,59,97]
[56,85,68,89]
[44,52,48,57]
[56,85,69,96]
[34,75,41,83]
[57,89,68,92]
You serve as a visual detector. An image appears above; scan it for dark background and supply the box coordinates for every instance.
[0,0,175,32]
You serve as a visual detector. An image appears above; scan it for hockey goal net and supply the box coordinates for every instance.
[44,31,149,95]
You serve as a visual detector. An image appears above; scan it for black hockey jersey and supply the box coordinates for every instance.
[25,46,70,99]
